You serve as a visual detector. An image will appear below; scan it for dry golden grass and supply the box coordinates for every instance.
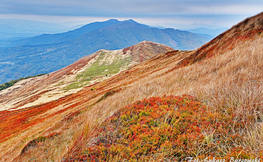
[12,37,263,161]
[2,13,263,161]
[77,36,263,158]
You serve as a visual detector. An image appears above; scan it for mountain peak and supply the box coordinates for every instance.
[122,41,174,62]
[122,19,141,25]
[125,19,137,22]
[0,41,173,110]
[106,19,120,22]
[0,17,209,84]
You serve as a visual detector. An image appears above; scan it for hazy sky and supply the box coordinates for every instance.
[0,0,262,29]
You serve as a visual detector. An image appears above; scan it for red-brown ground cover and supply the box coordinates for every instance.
[65,95,262,161]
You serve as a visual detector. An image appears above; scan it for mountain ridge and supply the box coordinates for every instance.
[0,19,123,47]
[1,12,263,161]
[0,19,209,84]
[176,11,263,68]
[0,41,173,110]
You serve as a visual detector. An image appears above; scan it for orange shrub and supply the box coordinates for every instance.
[64,95,261,161]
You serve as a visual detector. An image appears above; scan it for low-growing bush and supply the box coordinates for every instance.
[65,95,262,161]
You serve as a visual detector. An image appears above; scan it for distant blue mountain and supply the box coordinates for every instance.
[188,27,228,38]
[0,19,122,47]
[0,19,71,39]
[0,19,211,84]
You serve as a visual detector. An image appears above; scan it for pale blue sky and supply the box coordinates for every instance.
[0,0,262,29]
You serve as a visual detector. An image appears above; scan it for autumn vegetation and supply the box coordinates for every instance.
[0,73,46,91]
[0,12,263,162]
[64,95,262,161]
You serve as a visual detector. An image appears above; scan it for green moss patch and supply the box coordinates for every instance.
[64,51,132,91]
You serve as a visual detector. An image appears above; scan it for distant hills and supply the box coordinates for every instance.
[0,19,210,48]
[0,41,173,110]
[189,27,228,38]
[0,19,72,39]
[0,19,210,84]
[1,12,263,161]
[0,19,123,47]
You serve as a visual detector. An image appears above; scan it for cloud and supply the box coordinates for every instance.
[1,0,263,16]
[0,0,262,29]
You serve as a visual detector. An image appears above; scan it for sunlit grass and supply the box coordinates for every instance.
[64,51,132,91]
[65,95,261,161]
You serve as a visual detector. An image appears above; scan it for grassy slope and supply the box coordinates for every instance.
[64,50,133,91]
[1,13,263,161]
[61,36,263,161]
[64,41,173,91]
[6,33,263,161]
[13,36,263,161]
[0,73,46,92]
[61,13,263,161]
[65,95,259,161]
